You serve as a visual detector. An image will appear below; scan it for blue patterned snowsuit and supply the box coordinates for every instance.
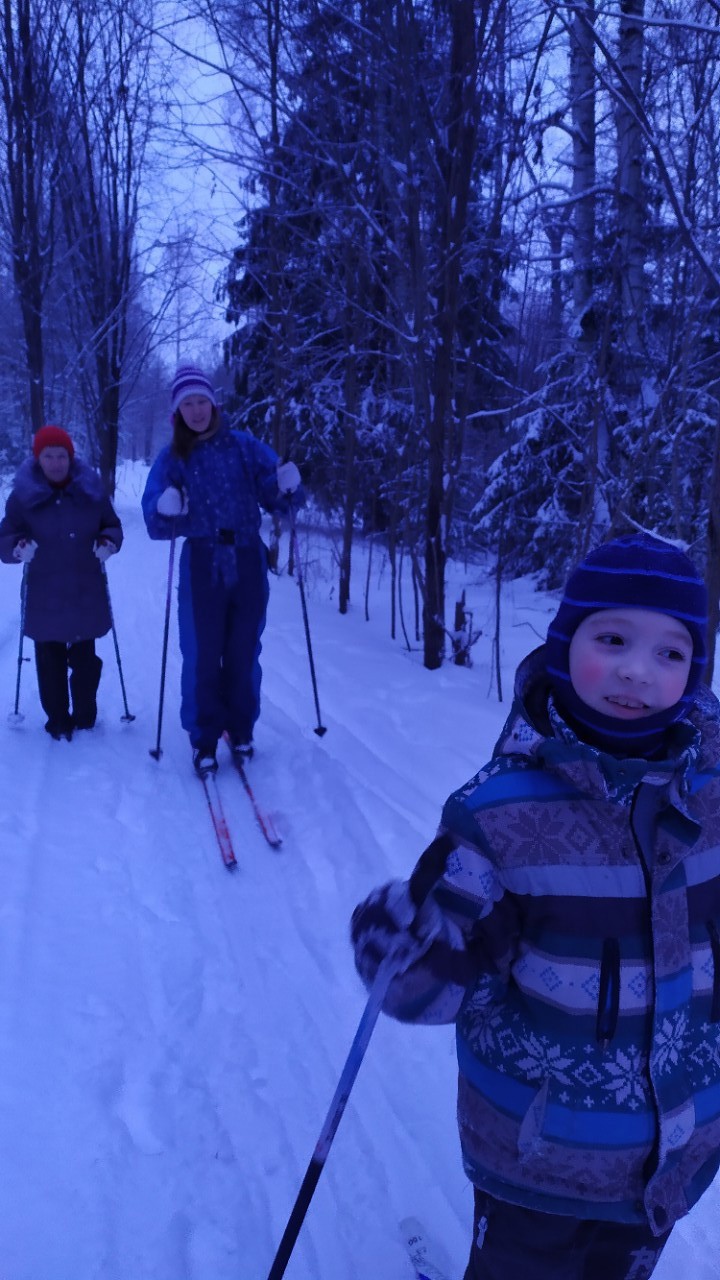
[362,647,720,1240]
[142,424,294,752]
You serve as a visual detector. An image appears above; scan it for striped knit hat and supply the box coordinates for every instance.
[545,533,707,756]
[170,364,217,415]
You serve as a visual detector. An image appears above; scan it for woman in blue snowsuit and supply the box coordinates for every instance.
[142,364,301,775]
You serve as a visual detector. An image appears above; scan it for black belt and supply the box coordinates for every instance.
[218,528,236,545]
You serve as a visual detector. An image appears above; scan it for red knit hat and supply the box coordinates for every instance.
[32,425,74,459]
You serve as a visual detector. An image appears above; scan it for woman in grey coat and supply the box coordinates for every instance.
[0,425,123,739]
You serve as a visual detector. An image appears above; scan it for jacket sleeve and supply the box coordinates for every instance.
[0,491,30,564]
[141,448,189,541]
[354,785,517,1027]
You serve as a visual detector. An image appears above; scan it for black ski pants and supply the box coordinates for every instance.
[35,639,103,730]
[463,1189,670,1280]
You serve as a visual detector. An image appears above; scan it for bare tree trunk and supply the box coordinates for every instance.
[364,530,374,623]
[388,516,397,641]
[705,406,720,685]
[397,544,411,651]
[424,0,479,669]
[95,372,121,496]
[545,217,568,351]
[614,0,646,388]
[413,555,421,642]
[0,0,62,431]
[265,0,289,572]
[338,306,359,614]
[17,290,45,433]
[56,0,151,494]
[570,0,597,354]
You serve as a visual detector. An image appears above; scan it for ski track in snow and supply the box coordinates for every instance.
[0,474,719,1278]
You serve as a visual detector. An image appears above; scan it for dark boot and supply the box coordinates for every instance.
[69,642,102,729]
[193,747,218,777]
[45,717,73,741]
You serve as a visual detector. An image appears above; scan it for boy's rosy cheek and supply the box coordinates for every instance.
[571,655,606,687]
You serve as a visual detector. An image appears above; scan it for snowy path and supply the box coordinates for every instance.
[0,474,718,1278]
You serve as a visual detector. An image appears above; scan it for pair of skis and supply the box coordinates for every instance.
[200,737,282,869]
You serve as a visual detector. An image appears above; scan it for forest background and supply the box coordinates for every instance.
[2,0,720,674]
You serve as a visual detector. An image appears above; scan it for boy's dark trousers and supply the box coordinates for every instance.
[464,1189,670,1280]
[34,640,103,730]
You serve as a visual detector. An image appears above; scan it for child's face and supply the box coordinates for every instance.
[179,395,213,434]
[568,608,693,718]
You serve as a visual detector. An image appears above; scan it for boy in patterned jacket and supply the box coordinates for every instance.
[352,534,720,1280]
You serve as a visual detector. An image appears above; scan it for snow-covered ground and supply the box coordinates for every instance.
[0,464,718,1279]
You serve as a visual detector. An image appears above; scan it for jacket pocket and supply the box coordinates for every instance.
[596,937,620,1047]
[517,1077,550,1161]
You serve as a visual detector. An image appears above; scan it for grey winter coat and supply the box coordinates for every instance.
[0,457,123,641]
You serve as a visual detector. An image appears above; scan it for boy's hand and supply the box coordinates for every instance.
[351,879,443,985]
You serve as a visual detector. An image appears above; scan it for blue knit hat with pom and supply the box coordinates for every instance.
[545,533,707,756]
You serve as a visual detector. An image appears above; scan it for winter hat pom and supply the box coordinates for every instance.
[545,532,708,754]
[32,425,74,459]
[170,364,217,415]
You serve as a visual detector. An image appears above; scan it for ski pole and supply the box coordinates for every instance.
[265,831,455,1280]
[149,527,177,760]
[288,503,326,736]
[8,564,29,725]
[102,564,136,722]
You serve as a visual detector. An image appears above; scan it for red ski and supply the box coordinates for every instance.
[222,733,282,849]
[199,771,238,869]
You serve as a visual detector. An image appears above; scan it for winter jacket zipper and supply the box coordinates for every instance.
[596,937,621,1047]
[594,786,654,1050]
